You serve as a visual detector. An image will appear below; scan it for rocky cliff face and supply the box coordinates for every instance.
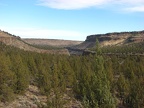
[86,31,144,42]
[87,31,144,44]
[0,30,69,55]
[74,30,144,50]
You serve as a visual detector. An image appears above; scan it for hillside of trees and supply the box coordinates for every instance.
[0,41,144,108]
[101,42,144,54]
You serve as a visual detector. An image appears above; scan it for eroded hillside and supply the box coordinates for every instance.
[76,31,144,49]
[0,30,69,55]
[67,30,144,55]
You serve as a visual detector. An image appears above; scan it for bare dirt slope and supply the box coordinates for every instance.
[0,30,69,55]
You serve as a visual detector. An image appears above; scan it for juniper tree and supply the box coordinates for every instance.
[0,53,15,102]
[78,38,116,108]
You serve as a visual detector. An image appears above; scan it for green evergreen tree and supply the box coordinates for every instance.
[75,39,116,108]
[47,62,65,108]
[117,73,129,106]
[93,39,116,108]
[10,54,29,94]
[0,53,15,102]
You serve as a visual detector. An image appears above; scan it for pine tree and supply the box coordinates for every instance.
[92,39,116,108]
[0,52,15,101]
[10,54,29,94]
[117,73,129,106]
[47,62,65,108]
[76,39,116,108]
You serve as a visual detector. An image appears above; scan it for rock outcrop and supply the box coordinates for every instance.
[73,30,144,50]
[68,30,144,55]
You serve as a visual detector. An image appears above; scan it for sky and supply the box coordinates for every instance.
[0,0,144,41]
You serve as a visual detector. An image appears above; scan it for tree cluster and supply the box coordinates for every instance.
[0,42,143,108]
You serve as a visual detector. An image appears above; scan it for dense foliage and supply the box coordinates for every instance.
[0,42,144,108]
[101,42,144,54]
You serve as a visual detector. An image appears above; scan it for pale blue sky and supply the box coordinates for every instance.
[0,0,144,40]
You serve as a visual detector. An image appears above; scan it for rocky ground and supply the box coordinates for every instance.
[0,85,47,108]
[0,85,82,108]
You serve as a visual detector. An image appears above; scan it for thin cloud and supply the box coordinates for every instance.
[117,0,144,12]
[37,0,144,12]
[119,0,144,5]
[37,0,111,9]
[124,6,144,12]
